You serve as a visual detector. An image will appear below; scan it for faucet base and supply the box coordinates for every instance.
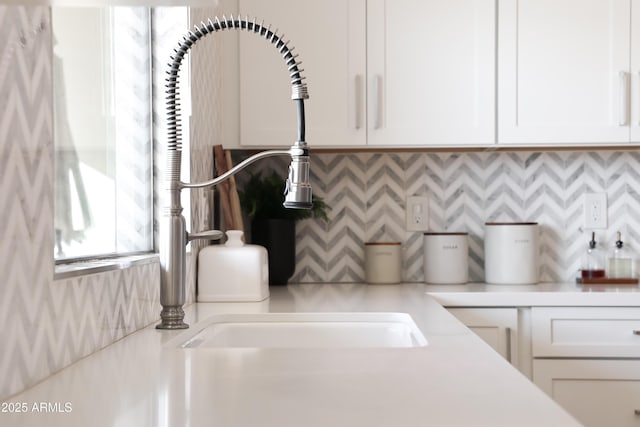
[156,307,189,330]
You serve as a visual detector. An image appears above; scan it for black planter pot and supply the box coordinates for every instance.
[251,218,295,285]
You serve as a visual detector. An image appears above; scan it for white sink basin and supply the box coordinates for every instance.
[173,312,427,349]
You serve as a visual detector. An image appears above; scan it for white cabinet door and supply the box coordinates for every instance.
[498,0,632,144]
[632,0,640,142]
[532,307,640,358]
[534,359,640,427]
[367,0,495,146]
[448,308,518,365]
[238,0,366,147]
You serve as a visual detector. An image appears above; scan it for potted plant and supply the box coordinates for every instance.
[239,170,330,285]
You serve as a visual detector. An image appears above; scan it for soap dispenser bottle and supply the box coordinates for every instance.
[581,232,605,279]
[608,231,633,278]
[197,230,269,302]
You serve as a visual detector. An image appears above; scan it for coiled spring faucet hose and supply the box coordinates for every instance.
[166,15,307,155]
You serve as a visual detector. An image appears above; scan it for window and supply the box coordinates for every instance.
[52,7,153,260]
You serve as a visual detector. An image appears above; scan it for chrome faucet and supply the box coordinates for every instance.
[157,16,311,330]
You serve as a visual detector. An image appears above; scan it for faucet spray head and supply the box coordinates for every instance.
[283,143,312,209]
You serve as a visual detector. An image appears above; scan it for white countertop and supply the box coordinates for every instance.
[427,281,640,306]
[1,282,609,427]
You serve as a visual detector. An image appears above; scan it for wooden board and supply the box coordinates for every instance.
[213,145,233,229]
[225,150,244,231]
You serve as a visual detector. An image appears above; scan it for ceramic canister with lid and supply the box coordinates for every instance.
[484,222,539,284]
[423,232,469,284]
[364,242,402,283]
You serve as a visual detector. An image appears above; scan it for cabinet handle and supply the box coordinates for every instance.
[633,330,640,335]
[635,409,640,416]
[374,75,383,129]
[355,75,363,130]
[619,71,629,126]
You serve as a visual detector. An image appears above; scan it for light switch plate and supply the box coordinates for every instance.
[584,193,607,229]
[406,196,429,231]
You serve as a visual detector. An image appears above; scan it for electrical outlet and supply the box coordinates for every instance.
[406,196,429,231]
[584,193,607,229]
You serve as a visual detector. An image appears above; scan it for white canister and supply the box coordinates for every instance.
[364,242,402,284]
[423,232,469,284]
[484,222,539,284]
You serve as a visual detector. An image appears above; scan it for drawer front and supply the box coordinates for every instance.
[532,307,640,358]
[533,359,640,427]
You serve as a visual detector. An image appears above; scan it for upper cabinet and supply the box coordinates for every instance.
[236,0,639,148]
[238,0,495,148]
[632,0,640,142]
[238,0,367,148]
[498,0,640,144]
[366,0,495,146]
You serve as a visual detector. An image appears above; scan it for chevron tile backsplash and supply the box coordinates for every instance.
[243,150,640,284]
[0,4,231,400]
[0,6,171,401]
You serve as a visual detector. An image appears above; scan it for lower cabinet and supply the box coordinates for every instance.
[447,308,520,370]
[533,359,640,427]
[531,307,640,427]
[444,304,640,425]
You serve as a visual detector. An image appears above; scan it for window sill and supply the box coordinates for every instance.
[54,253,159,280]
